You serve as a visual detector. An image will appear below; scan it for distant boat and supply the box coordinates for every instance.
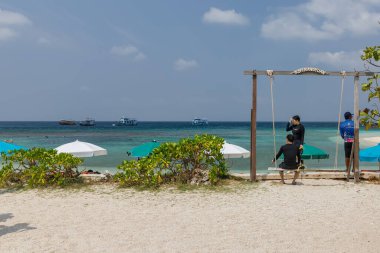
[59,120,76,126]
[79,118,95,126]
[115,117,138,126]
[192,118,208,126]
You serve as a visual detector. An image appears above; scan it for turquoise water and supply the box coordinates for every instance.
[0,121,379,173]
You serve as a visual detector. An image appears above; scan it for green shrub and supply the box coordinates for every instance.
[0,148,83,188]
[115,134,227,187]
[360,46,380,129]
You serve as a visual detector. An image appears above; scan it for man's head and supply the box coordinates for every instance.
[286,134,294,144]
[292,115,300,125]
[344,112,353,120]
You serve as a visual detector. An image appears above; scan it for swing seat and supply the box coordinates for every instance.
[268,165,305,171]
[268,167,287,171]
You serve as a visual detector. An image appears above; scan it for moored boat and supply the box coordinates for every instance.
[192,118,208,126]
[79,118,96,126]
[59,120,76,125]
[115,117,138,126]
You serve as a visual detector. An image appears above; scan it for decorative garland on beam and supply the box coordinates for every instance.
[291,67,327,75]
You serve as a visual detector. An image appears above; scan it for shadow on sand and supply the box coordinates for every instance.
[0,188,22,195]
[0,213,36,237]
[270,180,344,187]
[0,213,14,222]
[296,181,344,187]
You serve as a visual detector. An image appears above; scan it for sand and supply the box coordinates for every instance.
[1,180,380,253]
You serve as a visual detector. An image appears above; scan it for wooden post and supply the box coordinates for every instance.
[353,74,360,183]
[347,143,354,181]
[250,74,257,181]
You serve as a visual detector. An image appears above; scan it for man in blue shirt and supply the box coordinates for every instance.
[340,112,354,172]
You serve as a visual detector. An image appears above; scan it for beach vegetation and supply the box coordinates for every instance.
[0,148,83,188]
[115,134,227,188]
[360,45,380,129]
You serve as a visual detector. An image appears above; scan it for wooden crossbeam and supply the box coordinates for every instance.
[244,70,377,76]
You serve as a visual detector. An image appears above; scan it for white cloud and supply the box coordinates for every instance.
[308,50,365,70]
[110,45,146,61]
[0,27,16,41]
[111,45,138,56]
[262,13,332,41]
[134,52,146,61]
[37,37,51,45]
[203,7,249,26]
[0,9,31,42]
[174,58,198,71]
[0,9,31,26]
[261,0,380,41]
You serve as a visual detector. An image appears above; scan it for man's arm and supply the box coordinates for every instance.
[339,123,344,139]
[300,125,305,145]
[274,146,283,161]
[286,122,293,132]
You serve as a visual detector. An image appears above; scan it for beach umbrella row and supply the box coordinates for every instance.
[128,141,250,159]
[0,139,330,162]
[43,138,380,166]
[7,136,380,171]
[0,140,108,158]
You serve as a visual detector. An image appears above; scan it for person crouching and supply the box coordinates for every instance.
[272,134,301,185]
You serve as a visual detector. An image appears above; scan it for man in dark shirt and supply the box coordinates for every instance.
[286,115,305,148]
[272,134,301,185]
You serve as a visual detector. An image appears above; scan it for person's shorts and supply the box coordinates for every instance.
[293,140,303,152]
[294,140,301,148]
[279,162,297,170]
[344,142,353,158]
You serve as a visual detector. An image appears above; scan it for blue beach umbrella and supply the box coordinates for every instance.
[359,143,380,162]
[129,141,160,158]
[0,141,27,153]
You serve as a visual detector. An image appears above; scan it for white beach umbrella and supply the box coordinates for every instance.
[55,140,107,158]
[221,142,250,159]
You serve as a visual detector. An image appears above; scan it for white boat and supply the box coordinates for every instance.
[79,118,95,126]
[192,118,208,126]
[115,117,138,126]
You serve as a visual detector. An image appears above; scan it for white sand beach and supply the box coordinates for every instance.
[1,180,380,253]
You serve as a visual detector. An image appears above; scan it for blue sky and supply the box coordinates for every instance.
[0,0,379,121]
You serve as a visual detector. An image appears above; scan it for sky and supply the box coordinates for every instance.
[0,0,379,121]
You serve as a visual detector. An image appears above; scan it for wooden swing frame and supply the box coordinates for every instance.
[243,68,376,183]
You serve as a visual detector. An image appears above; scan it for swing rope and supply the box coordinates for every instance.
[334,71,346,170]
[267,70,277,169]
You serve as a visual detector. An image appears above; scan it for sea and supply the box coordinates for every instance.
[0,121,379,174]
